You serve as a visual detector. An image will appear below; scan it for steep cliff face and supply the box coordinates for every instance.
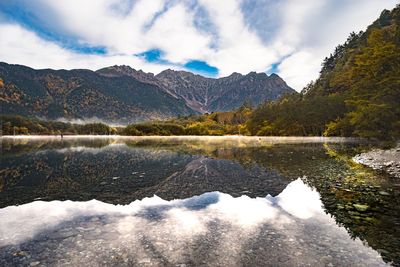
[97,65,295,113]
[155,70,214,113]
[155,69,295,112]
[208,72,294,111]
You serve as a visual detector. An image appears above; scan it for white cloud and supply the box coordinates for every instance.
[274,0,398,90]
[276,50,321,90]
[199,0,279,76]
[40,0,165,53]
[0,0,398,90]
[145,4,212,63]
[0,23,178,73]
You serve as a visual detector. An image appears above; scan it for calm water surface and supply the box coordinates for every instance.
[0,136,399,266]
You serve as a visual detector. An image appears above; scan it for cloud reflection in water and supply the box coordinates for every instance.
[0,178,387,266]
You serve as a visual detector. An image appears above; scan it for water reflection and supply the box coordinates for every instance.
[0,179,387,266]
[0,137,399,266]
[1,138,298,206]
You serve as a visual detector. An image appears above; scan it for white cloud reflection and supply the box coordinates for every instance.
[0,178,386,266]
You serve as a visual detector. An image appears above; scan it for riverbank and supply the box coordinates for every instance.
[353,143,400,178]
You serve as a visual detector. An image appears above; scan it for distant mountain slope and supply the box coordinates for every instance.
[0,63,294,123]
[207,72,292,112]
[97,66,295,113]
[0,63,195,123]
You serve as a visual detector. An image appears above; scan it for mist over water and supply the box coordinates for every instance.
[54,117,128,127]
[0,137,399,266]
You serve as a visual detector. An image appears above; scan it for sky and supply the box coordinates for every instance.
[0,0,397,91]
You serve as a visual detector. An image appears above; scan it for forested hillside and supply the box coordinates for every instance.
[0,63,195,123]
[248,6,400,140]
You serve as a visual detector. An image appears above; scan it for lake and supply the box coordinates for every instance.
[0,136,399,266]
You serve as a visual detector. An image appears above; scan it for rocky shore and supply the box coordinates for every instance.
[353,144,400,178]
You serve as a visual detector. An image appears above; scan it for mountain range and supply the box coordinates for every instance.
[97,65,294,113]
[0,62,294,123]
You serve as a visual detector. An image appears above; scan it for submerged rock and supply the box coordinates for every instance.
[353,204,369,212]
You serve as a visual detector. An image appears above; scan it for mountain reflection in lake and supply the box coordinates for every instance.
[0,136,399,266]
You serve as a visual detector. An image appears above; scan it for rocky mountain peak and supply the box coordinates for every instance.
[96,65,157,85]
[96,66,295,113]
[154,69,295,113]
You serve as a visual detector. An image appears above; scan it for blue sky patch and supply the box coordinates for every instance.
[73,46,107,55]
[184,60,218,77]
[135,49,175,65]
[136,50,218,77]
[267,62,280,75]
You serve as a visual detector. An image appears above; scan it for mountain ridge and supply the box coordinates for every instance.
[0,62,195,123]
[97,65,294,113]
[0,62,295,123]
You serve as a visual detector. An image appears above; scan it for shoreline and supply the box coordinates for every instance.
[0,135,364,143]
[353,143,400,178]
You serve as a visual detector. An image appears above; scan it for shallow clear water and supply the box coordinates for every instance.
[0,136,399,266]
